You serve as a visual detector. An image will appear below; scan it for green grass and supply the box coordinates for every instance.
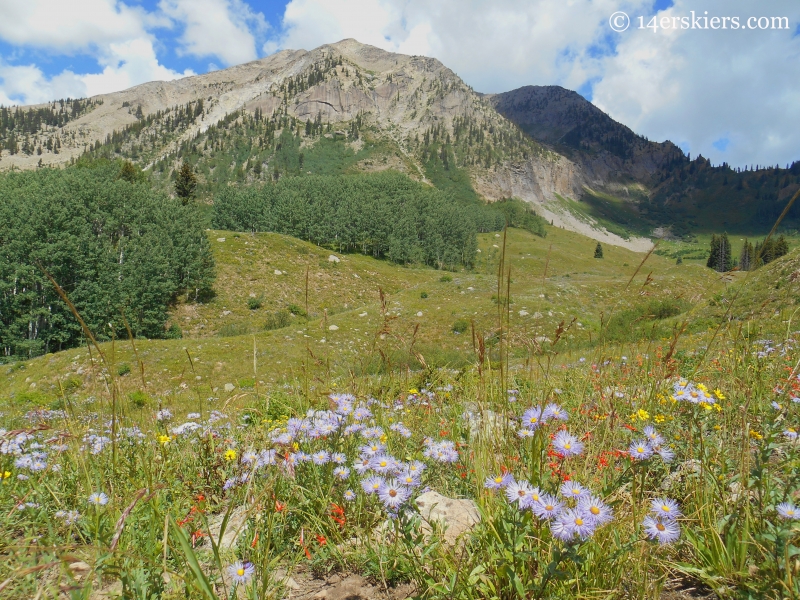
[4,226,800,598]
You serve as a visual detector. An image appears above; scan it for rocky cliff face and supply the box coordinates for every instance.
[0,40,652,250]
[486,85,687,185]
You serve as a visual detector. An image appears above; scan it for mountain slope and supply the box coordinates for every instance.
[486,85,686,185]
[0,40,653,250]
[490,85,800,237]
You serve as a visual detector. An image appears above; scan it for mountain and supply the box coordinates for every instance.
[1,39,797,246]
[486,85,687,185]
[489,85,800,237]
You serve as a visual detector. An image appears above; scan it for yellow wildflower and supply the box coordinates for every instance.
[713,403,722,412]
[292,442,299,451]
[380,434,388,444]
[699,402,713,411]
[714,389,725,400]
[713,425,722,431]
[654,414,665,423]
[697,383,708,392]
[749,430,763,440]
[157,434,171,445]
[636,409,650,421]
[224,449,237,461]
[408,388,418,394]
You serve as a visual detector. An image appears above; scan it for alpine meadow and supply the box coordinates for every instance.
[1,33,800,600]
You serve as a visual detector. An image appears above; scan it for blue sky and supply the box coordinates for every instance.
[0,0,798,168]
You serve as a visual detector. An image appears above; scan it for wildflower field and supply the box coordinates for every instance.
[3,229,800,599]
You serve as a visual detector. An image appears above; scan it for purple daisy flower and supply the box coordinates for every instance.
[228,560,255,584]
[643,516,681,544]
[629,440,653,460]
[378,479,410,510]
[559,480,589,500]
[552,430,584,457]
[650,498,682,520]
[484,473,513,490]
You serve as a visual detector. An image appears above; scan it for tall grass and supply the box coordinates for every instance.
[2,204,800,598]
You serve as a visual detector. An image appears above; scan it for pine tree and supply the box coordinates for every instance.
[707,233,732,272]
[175,161,197,204]
[707,234,719,269]
[594,242,604,259]
[739,239,754,271]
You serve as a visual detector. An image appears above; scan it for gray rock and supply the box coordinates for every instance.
[414,491,480,544]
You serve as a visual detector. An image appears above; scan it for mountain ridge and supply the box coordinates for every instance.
[4,40,796,248]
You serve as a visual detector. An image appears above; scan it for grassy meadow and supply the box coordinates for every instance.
[3,223,800,599]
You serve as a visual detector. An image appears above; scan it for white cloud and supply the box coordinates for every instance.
[0,63,86,105]
[0,0,149,51]
[81,38,195,97]
[159,0,268,66]
[591,0,800,168]
[0,0,194,104]
[264,0,800,167]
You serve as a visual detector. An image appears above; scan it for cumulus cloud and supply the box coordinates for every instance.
[264,0,800,166]
[0,63,86,105]
[0,0,151,52]
[81,38,195,97]
[159,0,269,66]
[591,0,800,168]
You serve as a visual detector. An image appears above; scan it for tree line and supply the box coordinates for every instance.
[707,232,789,272]
[0,160,214,360]
[212,171,518,269]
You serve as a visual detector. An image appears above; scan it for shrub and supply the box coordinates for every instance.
[165,323,183,339]
[440,275,453,283]
[452,319,469,334]
[117,363,131,377]
[128,390,150,408]
[247,297,263,310]
[420,291,428,298]
[218,323,250,337]
[264,309,291,331]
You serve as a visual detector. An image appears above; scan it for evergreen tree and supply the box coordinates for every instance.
[594,242,604,259]
[175,161,197,204]
[739,239,754,271]
[707,233,732,272]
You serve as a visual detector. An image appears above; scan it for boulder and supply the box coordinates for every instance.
[414,491,480,544]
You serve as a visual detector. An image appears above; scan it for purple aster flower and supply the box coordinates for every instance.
[552,430,584,457]
[311,450,330,465]
[354,456,372,474]
[642,426,664,447]
[543,403,568,422]
[505,480,535,505]
[558,508,597,540]
[343,489,356,502]
[550,514,575,541]
[520,407,543,429]
[398,469,421,488]
[655,446,675,462]
[370,455,397,473]
[378,479,410,510]
[559,480,589,500]
[228,561,255,584]
[361,475,385,495]
[362,426,384,439]
[484,473,513,490]
[359,442,385,456]
[777,502,800,520]
[643,516,681,544]
[333,466,351,480]
[352,407,373,421]
[629,440,653,460]
[650,498,682,520]
[88,492,109,506]
[578,495,613,526]
[331,452,347,464]
[531,493,563,520]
